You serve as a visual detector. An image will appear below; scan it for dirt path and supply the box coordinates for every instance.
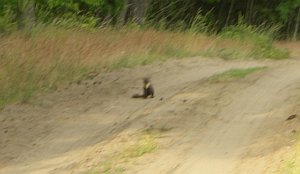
[134,61,300,174]
[0,57,299,174]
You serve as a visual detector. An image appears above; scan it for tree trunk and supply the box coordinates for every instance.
[217,0,227,30]
[16,4,23,29]
[245,0,250,23]
[16,0,36,30]
[23,0,36,30]
[225,0,235,27]
[293,6,300,41]
[249,0,254,24]
[286,15,292,40]
[245,0,255,24]
[117,0,134,25]
[133,0,150,25]
[117,0,128,25]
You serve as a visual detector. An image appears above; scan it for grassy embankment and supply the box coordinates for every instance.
[0,24,289,107]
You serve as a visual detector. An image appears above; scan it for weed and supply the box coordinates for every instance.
[252,45,290,60]
[94,133,157,174]
[122,134,156,158]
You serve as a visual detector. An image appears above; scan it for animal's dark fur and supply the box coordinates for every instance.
[132,78,154,99]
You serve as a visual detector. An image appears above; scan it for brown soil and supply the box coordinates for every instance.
[0,57,300,174]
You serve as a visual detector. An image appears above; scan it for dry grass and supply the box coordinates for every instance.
[86,132,157,174]
[0,28,288,106]
[276,41,300,58]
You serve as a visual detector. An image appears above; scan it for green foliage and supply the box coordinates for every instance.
[0,0,299,39]
[189,10,214,34]
[147,0,197,30]
[221,17,273,44]
[220,18,289,59]
[50,14,97,29]
[276,0,300,21]
[252,44,290,60]
[0,8,17,32]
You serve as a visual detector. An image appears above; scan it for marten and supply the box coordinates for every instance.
[132,78,154,99]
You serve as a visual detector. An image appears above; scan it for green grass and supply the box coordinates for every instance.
[252,45,290,60]
[220,19,290,60]
[200,47,249,60]
[209,67,267,82]
[200,46,289,60]
[122,133,156,158]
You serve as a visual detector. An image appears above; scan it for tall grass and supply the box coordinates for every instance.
[219,18,290,59]
[0,26,289,107]
[0,8,17,33]
[0,28,200,106]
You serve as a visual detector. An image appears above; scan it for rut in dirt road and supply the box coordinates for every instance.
[134,61,300,174]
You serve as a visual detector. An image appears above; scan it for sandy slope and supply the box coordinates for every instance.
[0,57,299,174]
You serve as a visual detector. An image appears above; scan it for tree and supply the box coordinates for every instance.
[225,0,235,27]
[294,6,300,40]
[245,0,255,24]
[23,0,36,30]
[117,0,151,25]
[277,0,300,40]
[133,0,150,24]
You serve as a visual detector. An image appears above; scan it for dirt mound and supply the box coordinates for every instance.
[0,57,299,174]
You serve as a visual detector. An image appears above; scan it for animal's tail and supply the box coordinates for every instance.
[132,94,144,98]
